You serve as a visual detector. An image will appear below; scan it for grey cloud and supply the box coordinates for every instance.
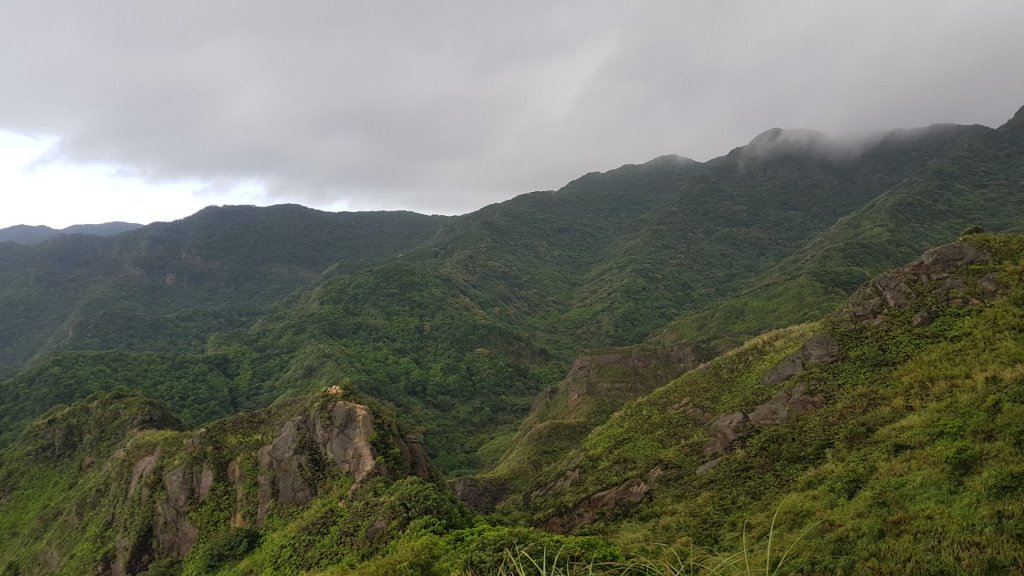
[1,0,1023,214]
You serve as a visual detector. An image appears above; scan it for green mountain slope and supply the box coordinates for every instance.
[0,104,1023,574]
[0,389,613,576]
[660,108,1024,345]
[215,120,992,475]
[4,111,1021,479]
[489,234,1024,574]
[0,222,142,244]
[0,205,447,370]
[7,235,1021,575]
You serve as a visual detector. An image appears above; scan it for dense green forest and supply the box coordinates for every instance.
[0,105,1022,574]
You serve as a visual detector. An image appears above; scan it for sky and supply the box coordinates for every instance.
[1,1,1022,228]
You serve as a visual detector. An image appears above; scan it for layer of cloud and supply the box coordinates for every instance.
[1,0,1022,215]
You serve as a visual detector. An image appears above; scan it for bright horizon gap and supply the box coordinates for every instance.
[1,102,1020,229]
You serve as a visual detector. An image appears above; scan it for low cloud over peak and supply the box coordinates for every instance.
[1,0,1022,216]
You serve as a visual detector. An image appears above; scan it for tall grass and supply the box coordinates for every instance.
[491,503,826,576]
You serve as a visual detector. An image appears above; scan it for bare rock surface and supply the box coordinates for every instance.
[310,401,378,488]
[704,412,751,458]
[449,477,509,513]
[747,383,825,428]
[912,242,990,274]
[228,459,248,528]
[544,468,662,534]
[704,383,825,459]
[562,343,706,415]
[154,466,198,558]
[258,418,314,507]
[760,333,839,386]
[128,449,160,497]
[849,241,994,323]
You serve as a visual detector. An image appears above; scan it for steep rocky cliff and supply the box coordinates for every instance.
[0,391,432,575]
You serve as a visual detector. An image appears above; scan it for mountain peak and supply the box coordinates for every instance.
[747,127,828,146]
[1000,104,1024,130]
[742,127,831,157]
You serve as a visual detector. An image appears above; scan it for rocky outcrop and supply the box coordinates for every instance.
[154,467,198,558]
[848,241,995,324]
[703,383,825,459]
[128,449,160,497]
[228,459,247,528]
[760,333,839,386]
[258,418,315,508]
[537,468,581,498]
[309,402,378,486]
[396,433,431,480]
[704,412,751,457]
[466,344,707,512]
[545,467,662,534]
[914,242,990,274]
[747,382,825,428]
[255,400,412,522]
[448,477,509,513]
[114,398,431,567]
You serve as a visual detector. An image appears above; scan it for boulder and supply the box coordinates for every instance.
[704,412,750,457]
[747,383,825,428]
[760,333,839,386]
[911,242,990,274]
[544,468,661,534]
[912,308,935,328]
[449,477,509,513]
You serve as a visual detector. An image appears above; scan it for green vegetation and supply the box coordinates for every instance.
[0,205,447,370]
[483,234,1024,574]
[1,108,1024,574]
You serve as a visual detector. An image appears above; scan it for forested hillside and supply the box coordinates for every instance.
[0,106,1022,575]
[3,234,1022,575]
[0,205,447,369]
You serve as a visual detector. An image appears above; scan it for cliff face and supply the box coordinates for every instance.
[0,393,432,575]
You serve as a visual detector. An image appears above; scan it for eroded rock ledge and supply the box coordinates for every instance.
[702,331,837,462]
[116,399,429,572]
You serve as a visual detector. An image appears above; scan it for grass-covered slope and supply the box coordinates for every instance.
[493,234,1024,574]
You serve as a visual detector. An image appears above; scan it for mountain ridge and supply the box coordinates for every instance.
[0,221,143,244]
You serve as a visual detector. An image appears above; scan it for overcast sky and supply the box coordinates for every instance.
[1,0,1022,228]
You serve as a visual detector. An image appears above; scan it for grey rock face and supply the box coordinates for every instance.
[562,344,706,416]
[913,308,935,328]
[848,241,994,324]
[258,418,314,507]
[747,383,825,428]
[154,467,198,558]
[703,383,825,460]
[760,333,839,386]
[704,412,751,457]
[128,449,160,497]
[913,242,990,274]
[449,477,509,513]
[544,467,662,534]
[310,402,379,489]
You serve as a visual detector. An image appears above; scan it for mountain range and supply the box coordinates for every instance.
[0,222,144,245]
[0,105,1022,575]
